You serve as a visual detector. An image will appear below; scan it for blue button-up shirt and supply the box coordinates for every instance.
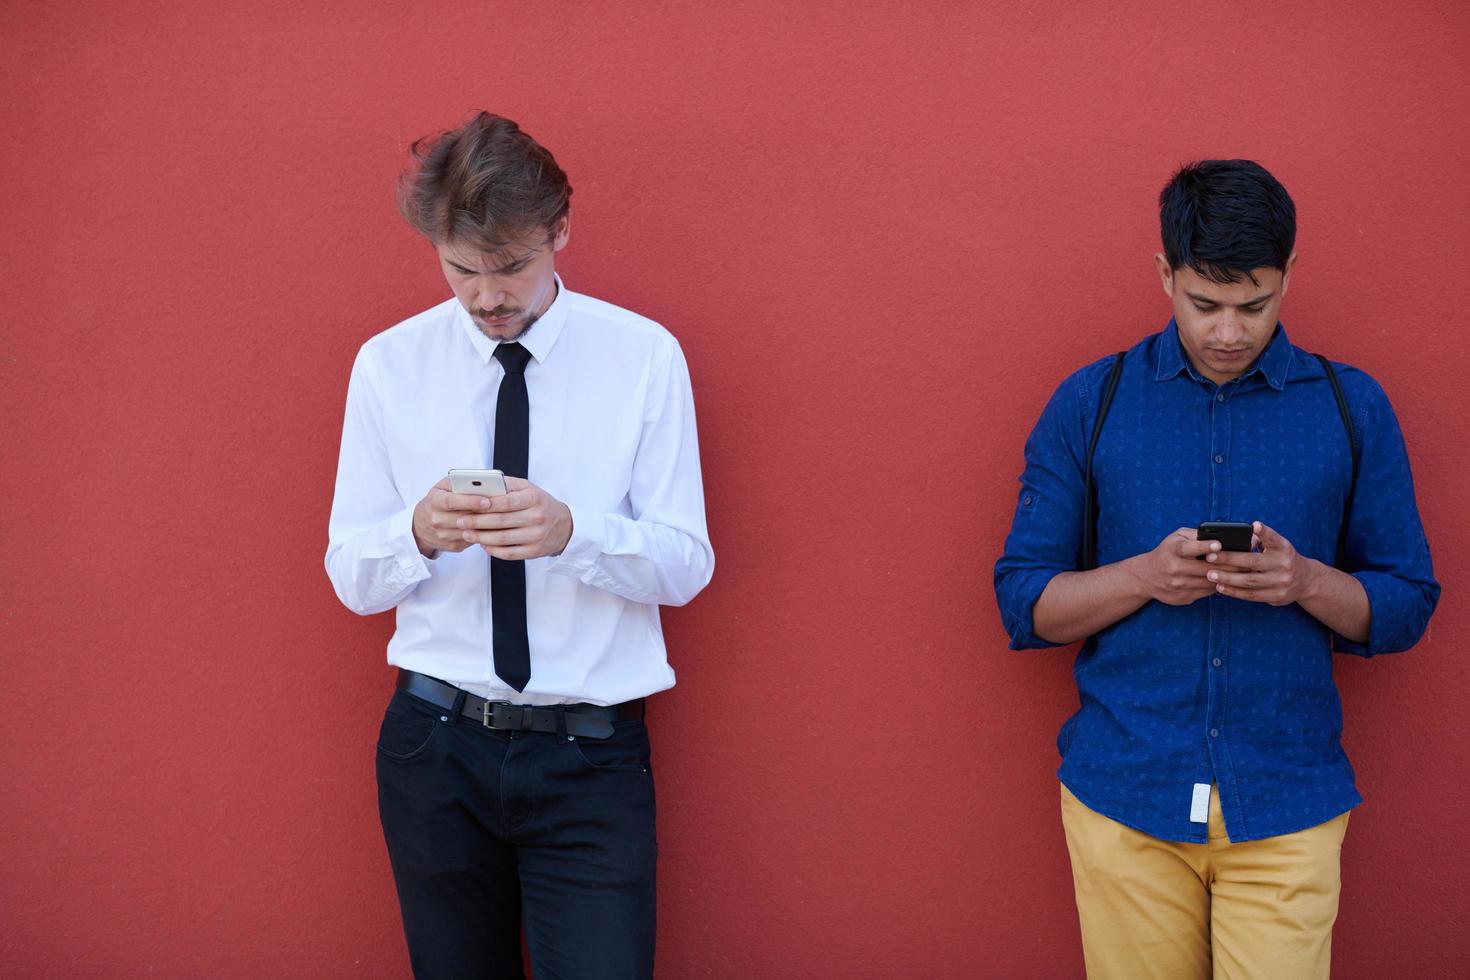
[994,321,1439,843]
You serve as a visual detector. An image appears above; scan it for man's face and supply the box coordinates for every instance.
[437,218,570,342]
[1155,252,1296,385]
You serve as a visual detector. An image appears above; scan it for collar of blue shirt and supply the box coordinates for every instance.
[1153,317,1294,392]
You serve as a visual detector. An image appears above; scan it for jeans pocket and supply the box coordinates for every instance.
[570,719,651,772]
[376,691,444,762]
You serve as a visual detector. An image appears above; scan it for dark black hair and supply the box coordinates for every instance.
[1159,160,1296,285]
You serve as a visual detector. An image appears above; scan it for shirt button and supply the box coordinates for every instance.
[1212,658,1222,667]
[1216,393,1226,403]
[1209,728,1219,738]
[1214,454,1224,464]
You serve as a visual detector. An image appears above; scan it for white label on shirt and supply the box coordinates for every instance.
[1190,782,1211,823]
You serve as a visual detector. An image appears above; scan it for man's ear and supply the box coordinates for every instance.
[1279,251,1298,297]
[551,215,571,252]
[1154,252,1175,299]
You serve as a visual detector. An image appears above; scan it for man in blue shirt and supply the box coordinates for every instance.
[994,160,1438,979]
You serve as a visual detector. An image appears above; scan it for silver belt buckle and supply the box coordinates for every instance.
[482,699,513,728]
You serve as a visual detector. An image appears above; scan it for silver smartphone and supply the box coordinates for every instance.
[447,468,508,496]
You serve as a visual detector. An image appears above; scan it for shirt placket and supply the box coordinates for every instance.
[1203,380,1237,835]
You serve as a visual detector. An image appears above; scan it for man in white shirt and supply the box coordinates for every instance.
[326,112,713,979]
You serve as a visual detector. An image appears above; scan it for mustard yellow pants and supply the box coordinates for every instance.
[1060,784,1350,980]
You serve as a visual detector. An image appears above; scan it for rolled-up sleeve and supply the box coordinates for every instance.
[1332,375,1440,656]
[994,370,1091,650]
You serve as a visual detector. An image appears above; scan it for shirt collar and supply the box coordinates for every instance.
[1154,318,1191,382]
[1251,323,1293,390]
[1153,317,1294,391]
[456,273,571,366]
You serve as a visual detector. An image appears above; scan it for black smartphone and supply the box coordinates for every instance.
[1196,521,1254,557]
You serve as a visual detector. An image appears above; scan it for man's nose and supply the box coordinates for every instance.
[1215,309,1245,345]
[477,281,507,312]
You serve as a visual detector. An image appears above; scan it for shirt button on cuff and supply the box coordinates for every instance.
[1214,454,1224,464]
[1209,728,1220,738]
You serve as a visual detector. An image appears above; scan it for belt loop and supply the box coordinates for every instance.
[554,705,568,739]
[447,688,467,725]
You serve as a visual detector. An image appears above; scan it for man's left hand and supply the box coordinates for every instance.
[1204,521,1322,606]
[455,477,574,560]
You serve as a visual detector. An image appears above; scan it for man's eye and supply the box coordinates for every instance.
[1193,304,1217,313]
[1242,305,1265,315]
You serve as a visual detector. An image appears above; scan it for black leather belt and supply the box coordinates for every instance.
[396,669,642,740]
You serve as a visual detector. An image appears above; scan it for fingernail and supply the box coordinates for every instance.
[456,518,465,528]
[1208,572,1217,581]
[480,498,491,508]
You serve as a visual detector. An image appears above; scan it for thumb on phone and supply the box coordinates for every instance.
[1253,521,1284,551]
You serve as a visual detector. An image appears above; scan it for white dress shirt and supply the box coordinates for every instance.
[325,277,713,705]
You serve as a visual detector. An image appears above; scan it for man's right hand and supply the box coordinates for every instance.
[1127,527,1222,606]
[412,477,498,557]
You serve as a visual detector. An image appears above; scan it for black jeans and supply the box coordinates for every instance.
[375,688,657,979]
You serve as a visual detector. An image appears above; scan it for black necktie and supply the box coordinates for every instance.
[491,342,532,692]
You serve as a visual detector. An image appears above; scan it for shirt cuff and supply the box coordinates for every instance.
[1000,567,1070,650]
[383,504,435,579]
[1331,570,1409,657]
[547,502,606,577]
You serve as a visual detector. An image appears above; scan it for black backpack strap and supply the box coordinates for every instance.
[1313,353,1359,565]
[1082,352,1127,570]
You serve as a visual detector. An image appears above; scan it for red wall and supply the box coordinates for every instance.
[4,2,1467,975]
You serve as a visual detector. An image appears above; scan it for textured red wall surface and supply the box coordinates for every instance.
[3,1,1467,976]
